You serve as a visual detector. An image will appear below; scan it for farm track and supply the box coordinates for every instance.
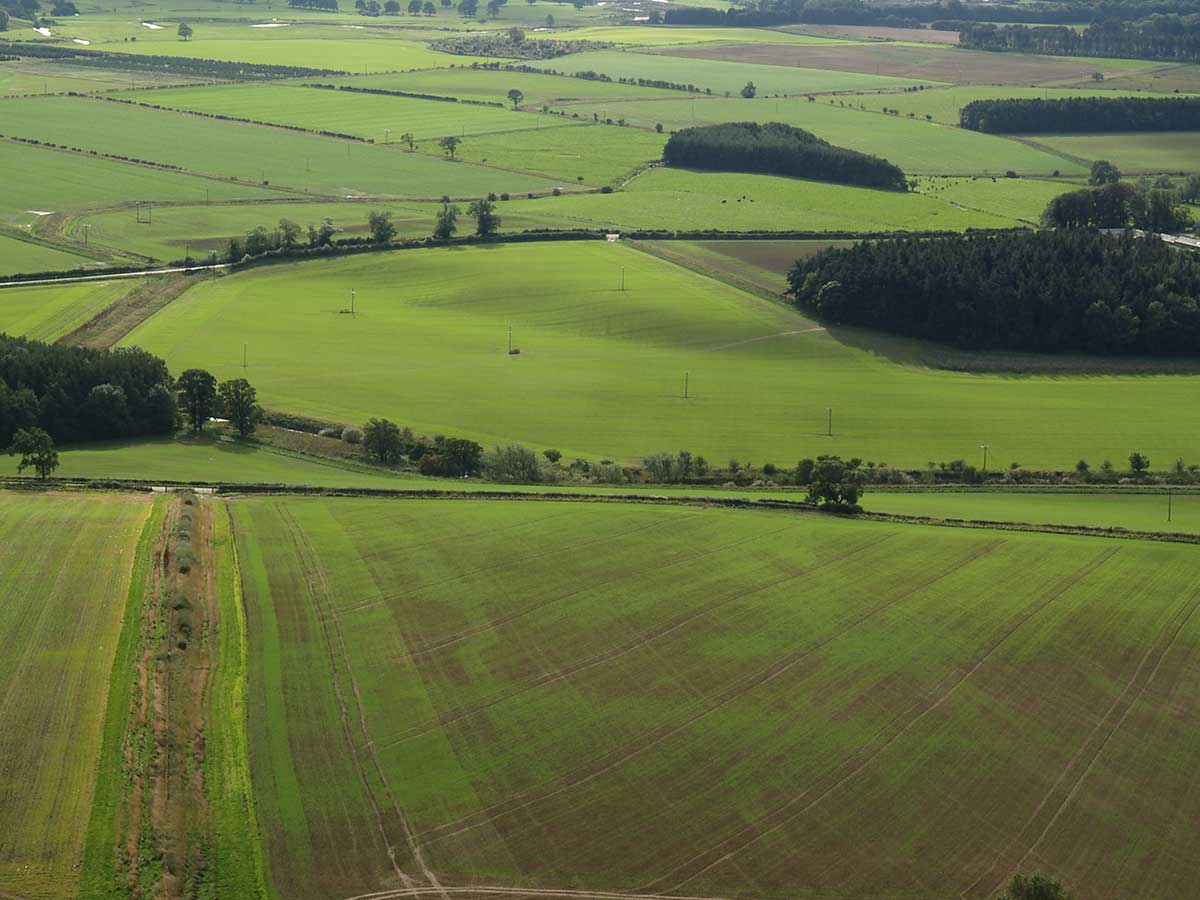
[642,546,1121,894]
[276,503,447,899]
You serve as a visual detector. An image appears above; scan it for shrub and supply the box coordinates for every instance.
[342,426,363,444]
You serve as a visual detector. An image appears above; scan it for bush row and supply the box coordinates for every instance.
[304,81,504,108]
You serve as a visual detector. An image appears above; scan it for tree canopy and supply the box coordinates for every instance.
[961,95,1200,133]
[663,122,907,191]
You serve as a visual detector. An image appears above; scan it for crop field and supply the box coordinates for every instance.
[528,25,866,47]
[638,237,855,294]
[120,242,1200,468]
[1094,62,1200,93]
[0,233,93,277]
[658,41,1160,84]
[1021,132,1200,174]
[117,82,563,141]
[0,96,565,197]
[870,488,1200,534]
[0,279,126,341]
[233,495,1200,900]
[0,491,152,900]
[326,67,684,105]
[0,58,204,96]
[0,139,279,219]
[555,96,1084,176]
[530,49,934,96]
[783,22,963,43]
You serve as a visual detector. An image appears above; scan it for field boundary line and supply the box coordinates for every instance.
[646,545,1119,894]
[277,503,449,899]
[966,580,1200,898]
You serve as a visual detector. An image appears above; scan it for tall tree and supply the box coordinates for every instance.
[1089,159,1121,185]
[467,198,500,235]
[177,21,193,39]
[507,87,524,109]
[176,369,217,434]
[218,378,258,437]
[439,134,461,158]
[363,418,404,463]
[433,201,460,239]
[368,210,396,243]
[8,427,58,479]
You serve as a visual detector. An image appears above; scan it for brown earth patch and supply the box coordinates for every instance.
[654,43,1137,85]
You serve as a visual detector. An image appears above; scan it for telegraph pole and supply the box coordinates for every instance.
[242,343,247,368]
[826,407,832,437]
[620,266,625,291]
[684,371,689,399]
[980,442,989,474]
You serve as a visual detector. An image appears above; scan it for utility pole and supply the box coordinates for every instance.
[507,324,512,354]
[684,371,689,399]
[351,288,356,317]
[242,343,247,368]
[826,407,832,437]
[81,223,91,245]
[620,266,625,291]
[1168,488,1173,523]
[980,442,989,474]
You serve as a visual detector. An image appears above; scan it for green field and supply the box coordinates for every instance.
[119,242,1200,469]
[0,58,204,96]
[0,279,126,340]
[1022,132,1200,174]
[117,82,565,141]
[233,495,1200,900]
[507,167,1023,231]
[0,491,151,900]
[0,139,278,219]
[871,488,1200,534]
[0,96,565,198]
[458,123,667,184]
[554,95,1084,176]
[530,49,937,96]
[0,232,94,277]
[914,175,1072,224]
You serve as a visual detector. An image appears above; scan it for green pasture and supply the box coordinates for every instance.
[503,167,1022,232]
[1092,63,1200,94]
[234,495,1200,900]
[458,122,666,183]
[0,232,94,277]
[529,49,937,96]
[871,488,1200,534]
[1022,132,1200,174]
[117,82,563,141]
[0,58,204,95]
[528,25,865,47]
[638,237,853,295]
[0,96,565,197]
[325,66,683,105]
[556,95,1084,176]
[914,175,1070,224]
[0,491,151,900]
[0,278,125,340]
[120,242,1200,469]
[0,139,278,219]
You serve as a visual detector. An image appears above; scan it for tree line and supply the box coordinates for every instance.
[787,230,1200,356]
[960,95,1200,133]
[663,122,908,191]
[1042,174,1196,232]
[959,17,1200,62]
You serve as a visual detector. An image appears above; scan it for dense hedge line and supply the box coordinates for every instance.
[305,81,504,108]
[663,122,907,191]
[960,18,1200,62]
[787,230,1200,356]
[1042,182,1194,232]
[0,334,176,446]
[961,96,1200,133]
[431,35,611,59]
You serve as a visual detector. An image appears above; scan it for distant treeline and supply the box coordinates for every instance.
[0,335,176,447]
[787,231,1200,356]
[960,18,1200,62]
[961,96,1200,133]
[288,0,339,9]
[1043,181,1195,231]
[663,122,907,191]
[670,0,1200,27]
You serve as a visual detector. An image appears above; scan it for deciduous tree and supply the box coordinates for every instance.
[176,369,217,434]
[9,427,58,479]
[218,378,259,437]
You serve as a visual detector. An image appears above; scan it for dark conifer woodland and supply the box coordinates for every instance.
[788,231,1200,355]
[961,96,1200,133]
[662,122,908,191]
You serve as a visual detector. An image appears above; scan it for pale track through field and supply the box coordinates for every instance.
[375,529,897,752]
[708,327,826,352]
[417,534,1003,847]
[276,502,438,897]
[341,885,741,900]
[965,580,1200,899]
[641,546,1121,895]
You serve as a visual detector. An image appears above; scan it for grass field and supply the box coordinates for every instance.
[637,237,853,294]
[0,139,279,219]
[0,58,205,96]
[233,495,1200,900]
[117,82,565,142]
[458,123,667,184]
[0,96,565,198]
[530,49,935,96]
[119,242,1200,469]
[914,175,1071,224]
[554,96,1084,176]
[1021,132,1200,174]
[0,279,127,340]
[0,232,93,277]
[0,491,151,900]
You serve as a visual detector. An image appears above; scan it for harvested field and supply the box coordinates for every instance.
[638,237,852,294]
[655,42,1157,85]
[0,491,152,900]
[782,23,962,44]
[233,496,1200,900]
